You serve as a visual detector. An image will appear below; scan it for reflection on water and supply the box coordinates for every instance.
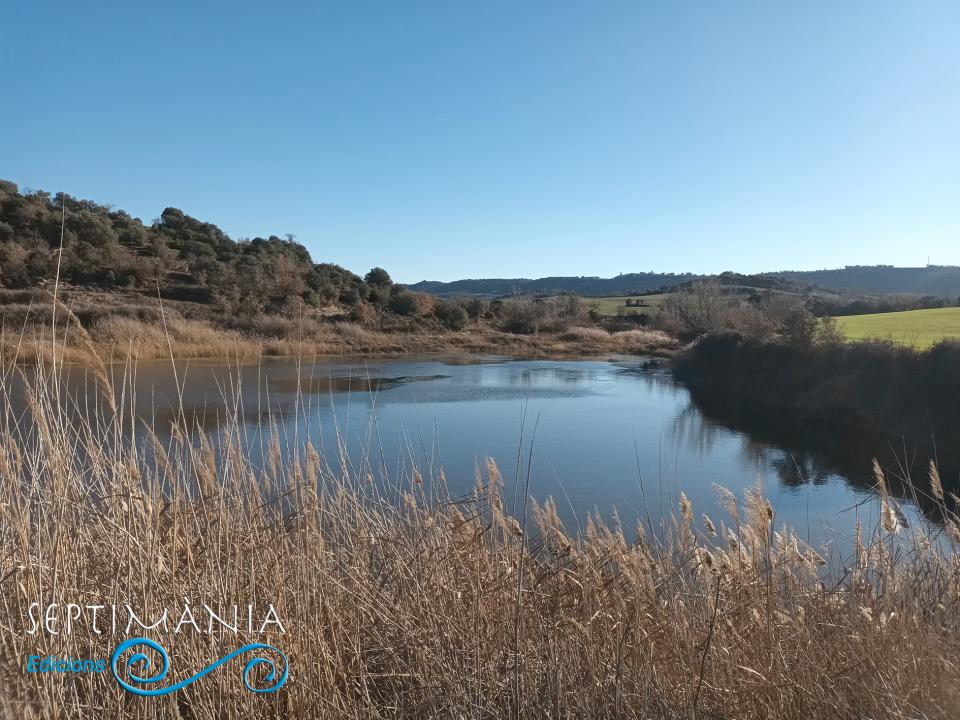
[681,381,955,522]
[6,354,948,551]
[269,374,452,394]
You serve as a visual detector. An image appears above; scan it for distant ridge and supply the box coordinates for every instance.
[409,272,699,297]
[773,266,960,297]
[410,266,960,298]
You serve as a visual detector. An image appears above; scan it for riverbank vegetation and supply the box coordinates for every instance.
[591,279,960,346]
[675,331,960,445]
[1,352,959,719]
[641,281,960,504]
[0,287,676,364]
[673,330,960,522]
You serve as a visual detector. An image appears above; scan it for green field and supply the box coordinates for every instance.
[833,307,960,349]
[590,294,673,316]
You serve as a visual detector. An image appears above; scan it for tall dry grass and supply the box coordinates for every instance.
[0,335,958,718]
[3,315,679,364]
[1,291,679,366]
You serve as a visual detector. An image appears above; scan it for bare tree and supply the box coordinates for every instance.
[661,280,728,335]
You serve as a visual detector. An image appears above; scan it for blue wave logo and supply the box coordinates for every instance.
[110,638,288,696]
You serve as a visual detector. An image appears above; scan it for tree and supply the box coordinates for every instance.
[499,296,545,334]
[661,280,728,335]
[434,300,469,330]
[364,267,392,287]
[777,308,814,347]
[388,291,420,316]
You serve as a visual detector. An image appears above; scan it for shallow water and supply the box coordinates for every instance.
[19,354,944,553]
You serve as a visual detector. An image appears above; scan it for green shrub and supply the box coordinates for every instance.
[434,300,469,330]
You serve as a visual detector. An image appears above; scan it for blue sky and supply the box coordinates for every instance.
[2,1,958,283]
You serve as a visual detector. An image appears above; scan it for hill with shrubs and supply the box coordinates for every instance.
[0,180,526,333]
[0,181,679,362]
[0,179,375,316]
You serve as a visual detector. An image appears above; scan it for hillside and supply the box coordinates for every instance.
[410,272,698,297]
[0,181,683,363]
[411,271,802,298]
[412,265,960,299]
[773,266,960,297]
[0,180,377,316]
[6,180,958,309]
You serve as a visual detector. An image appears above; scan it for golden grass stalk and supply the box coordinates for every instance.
[0,354,958,719]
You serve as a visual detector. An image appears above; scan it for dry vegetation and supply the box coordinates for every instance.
[1,329,959,719]
[0,290,678,366]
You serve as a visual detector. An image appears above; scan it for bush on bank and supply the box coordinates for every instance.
[674,333,960,440]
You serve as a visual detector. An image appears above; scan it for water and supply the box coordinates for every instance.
[19,354,943,553]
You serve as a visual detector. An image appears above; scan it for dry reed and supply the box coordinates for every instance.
[0,339,958,719]
[1,302,678,366]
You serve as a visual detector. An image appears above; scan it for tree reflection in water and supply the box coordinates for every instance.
[669,375,957,523]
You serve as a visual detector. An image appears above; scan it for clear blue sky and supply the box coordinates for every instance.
[2,1,958,283]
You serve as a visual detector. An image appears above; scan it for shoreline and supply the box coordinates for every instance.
[1,319,679,367]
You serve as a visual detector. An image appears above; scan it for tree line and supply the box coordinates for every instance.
[0,180,369,316]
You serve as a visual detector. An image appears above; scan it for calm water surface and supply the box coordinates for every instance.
[39,355,940,552]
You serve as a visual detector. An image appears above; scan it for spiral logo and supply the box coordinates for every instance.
[110,638,288,696]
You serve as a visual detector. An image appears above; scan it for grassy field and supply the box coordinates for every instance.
[834,306,960,348]
[590,293,673,316]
